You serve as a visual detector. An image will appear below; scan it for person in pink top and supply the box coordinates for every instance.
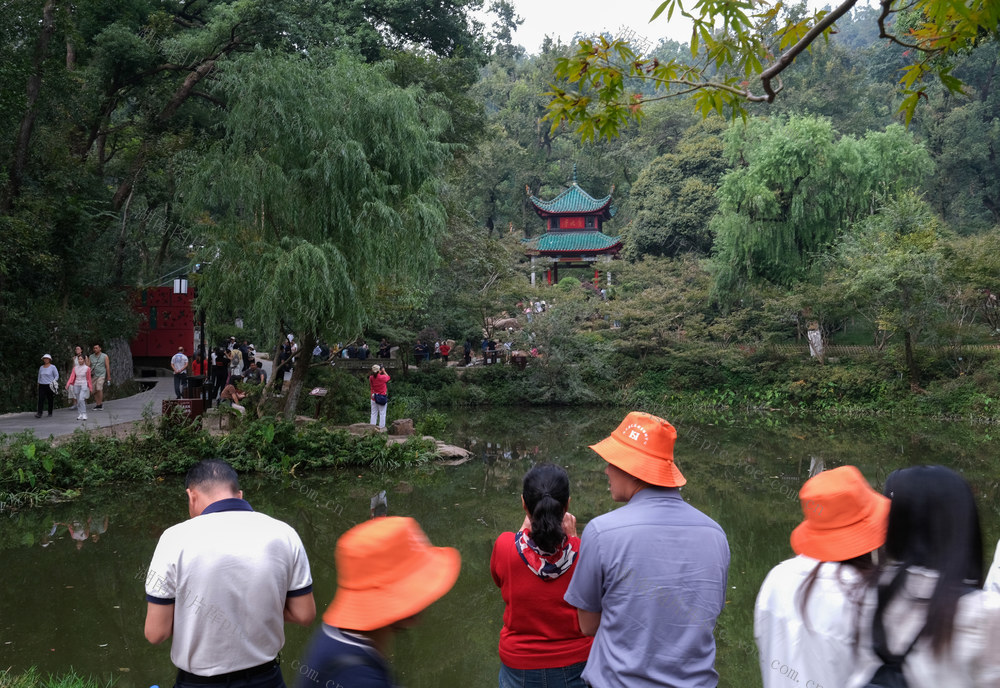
[491,463,592,688]
[368,364,391,429]
[65,354,93,421]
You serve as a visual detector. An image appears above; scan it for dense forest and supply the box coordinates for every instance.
[2,0,1000,418]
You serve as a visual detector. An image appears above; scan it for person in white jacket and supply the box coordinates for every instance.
[755,465,889,688]
[847,465,1000,688]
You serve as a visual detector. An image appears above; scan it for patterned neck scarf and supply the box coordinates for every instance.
[515,529,578,580]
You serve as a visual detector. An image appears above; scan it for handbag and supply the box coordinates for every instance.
[374,393,388,405]
[48,380,59,394]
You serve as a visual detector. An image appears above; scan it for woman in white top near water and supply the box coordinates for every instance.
[846,465,1000,688]
[755,465,890,688]
[65,354,93,421]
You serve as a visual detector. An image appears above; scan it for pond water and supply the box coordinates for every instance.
[2,408,999,688]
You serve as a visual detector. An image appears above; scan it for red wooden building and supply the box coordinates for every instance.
[523,169,621,286]
[130,287,196,362]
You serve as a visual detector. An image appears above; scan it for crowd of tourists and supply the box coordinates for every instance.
[141,411,1000,688]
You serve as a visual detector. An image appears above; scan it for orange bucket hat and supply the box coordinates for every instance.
[589,412,685,487]
[790,465,890,562]
[323,516,460,631]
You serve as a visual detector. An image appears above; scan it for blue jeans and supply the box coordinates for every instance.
[173,372,187,398]
[499,661,587,688]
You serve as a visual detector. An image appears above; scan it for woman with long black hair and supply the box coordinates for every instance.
[848,465,1000,687]
[490,463,592,688]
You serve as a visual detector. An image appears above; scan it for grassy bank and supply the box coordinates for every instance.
[0,669,112,688]
[0,411,437,511]
[372,342,1000,422]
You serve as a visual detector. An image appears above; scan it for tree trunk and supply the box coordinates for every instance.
[1,0,57,213]
[111,58,219,211]
[904,330,920,391]
[107,337,134,391]
[282,339,313,421]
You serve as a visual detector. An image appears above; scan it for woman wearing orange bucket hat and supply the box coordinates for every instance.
[754,465,889,688]
[295,517,460,688]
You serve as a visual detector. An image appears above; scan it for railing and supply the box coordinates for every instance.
[724,342,1000,357]
[327,357,402,373]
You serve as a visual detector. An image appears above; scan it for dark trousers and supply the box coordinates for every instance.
[213,370,227,400]
[174,662,285,688]
[173,373,187,399]
[37,384,54,415]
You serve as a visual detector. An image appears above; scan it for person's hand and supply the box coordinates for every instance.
[562,511,578,538]
[519,514,531,533]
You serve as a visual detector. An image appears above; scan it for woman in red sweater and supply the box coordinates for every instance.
[490,464,592,688]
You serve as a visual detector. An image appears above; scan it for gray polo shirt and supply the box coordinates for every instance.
[565,487,730,688]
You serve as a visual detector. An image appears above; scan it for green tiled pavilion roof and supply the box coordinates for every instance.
[529,183,614,217]
[524,231,622,254]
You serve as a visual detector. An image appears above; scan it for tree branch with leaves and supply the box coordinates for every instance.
[545,0,1000,140]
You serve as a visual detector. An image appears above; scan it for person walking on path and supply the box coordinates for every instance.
[65,355,94,421]
[295,516,460,688]
[227,345,243,384]
[491,464,592,688]
[211,347,228,404]
[564,411,730,688]
[368,364,390,429]
[754,466,889,688]
[89,344,110,410]
[144,459,315,688]
[35,354,59,418]
[68,346,83,375]
[170,347,189,399]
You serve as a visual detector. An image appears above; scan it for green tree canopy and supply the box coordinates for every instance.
[544,1,1000,139]
[185,50,449,417]
[622,117,727,258]
[711,116,931,296]
[829,192,949,388]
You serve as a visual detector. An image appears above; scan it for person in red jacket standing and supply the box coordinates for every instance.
[490,464,592,688]
[368,364,391,429]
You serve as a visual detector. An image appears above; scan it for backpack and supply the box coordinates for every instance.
[861,592,923,688]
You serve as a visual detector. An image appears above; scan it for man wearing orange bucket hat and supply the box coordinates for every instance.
[564,412,730,688]
[295,516,461,688]
[754,465,889,688]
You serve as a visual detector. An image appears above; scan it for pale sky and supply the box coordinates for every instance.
[502,0,691,55]
[493,0,862,56]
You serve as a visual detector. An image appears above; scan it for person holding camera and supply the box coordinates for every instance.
[369,364,391,429]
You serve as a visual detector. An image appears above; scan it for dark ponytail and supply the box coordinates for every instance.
[522,463,571,553]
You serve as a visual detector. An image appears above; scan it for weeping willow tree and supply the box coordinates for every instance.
[710,116,931,300]
[184,49,448,418]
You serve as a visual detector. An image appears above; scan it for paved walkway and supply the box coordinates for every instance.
[0,378,177,440]
[0,360,291,441]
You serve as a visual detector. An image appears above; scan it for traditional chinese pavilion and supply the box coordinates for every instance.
[523,168,621,286]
